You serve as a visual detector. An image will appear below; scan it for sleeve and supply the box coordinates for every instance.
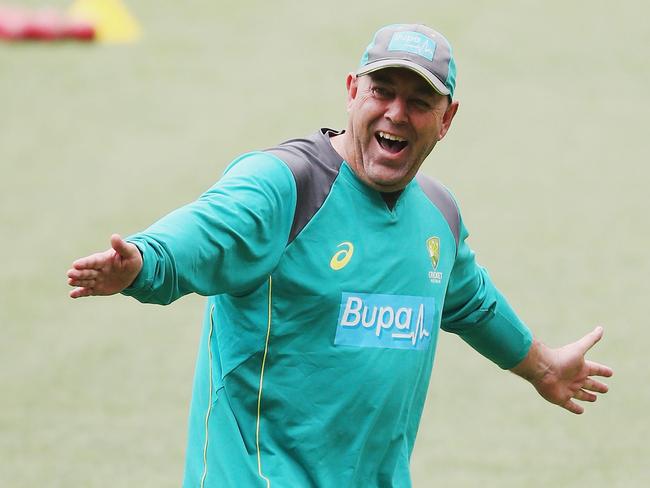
[441,214,533,369]
[120,151,297,305]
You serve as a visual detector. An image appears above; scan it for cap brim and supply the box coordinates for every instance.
[356,59,450,96]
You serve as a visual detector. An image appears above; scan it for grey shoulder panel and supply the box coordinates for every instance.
[265,128,344,243]
[415,173,460,248]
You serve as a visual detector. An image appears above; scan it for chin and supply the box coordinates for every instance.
[366,169,408,190]
[368,177,407,192]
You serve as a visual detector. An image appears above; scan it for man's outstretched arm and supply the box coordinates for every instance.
[510,326,613,414]
[67,234,142,299]
[66,153,297,304]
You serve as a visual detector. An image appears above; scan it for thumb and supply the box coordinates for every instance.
[110,234,135,258]
[575,326,604,354]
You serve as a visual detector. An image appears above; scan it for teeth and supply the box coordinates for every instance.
[378,131,406,142]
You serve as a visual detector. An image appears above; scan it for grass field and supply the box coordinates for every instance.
[1,1,648,486]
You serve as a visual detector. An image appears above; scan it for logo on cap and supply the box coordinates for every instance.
[388,31,436,61]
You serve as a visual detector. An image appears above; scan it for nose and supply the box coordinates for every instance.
[384,96,408,125]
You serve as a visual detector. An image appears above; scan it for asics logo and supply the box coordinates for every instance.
[330,241,354,271]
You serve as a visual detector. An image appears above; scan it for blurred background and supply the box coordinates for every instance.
[1,0,648,486]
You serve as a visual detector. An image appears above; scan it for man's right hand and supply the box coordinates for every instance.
[67,234,143,299]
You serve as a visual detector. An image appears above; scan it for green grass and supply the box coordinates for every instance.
[1,1,648,486]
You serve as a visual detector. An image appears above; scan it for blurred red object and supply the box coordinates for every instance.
[23,8,64,40]
[0,4,95,41]
[0,6,27,39]
[64,18,95,40]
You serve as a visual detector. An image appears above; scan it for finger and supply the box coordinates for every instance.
[68,278,96,288]
[111,234,136,258]
[72,250,112,270]
[574,389,597,402]
[562,399,584,415]
[583,378,609,394]
[72,255,100,270]
[67,268,99,280]
[575,326,604,354]
[586,360,613,378]
[69,287,94,299]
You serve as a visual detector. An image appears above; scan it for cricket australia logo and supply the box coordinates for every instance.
[426,236,443,284]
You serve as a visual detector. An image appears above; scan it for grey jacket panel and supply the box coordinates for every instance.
[265,128,344,244]
[415,173,460,249]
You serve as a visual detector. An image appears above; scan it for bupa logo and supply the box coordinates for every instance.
[388,31,436,61]
[334,292,437,350]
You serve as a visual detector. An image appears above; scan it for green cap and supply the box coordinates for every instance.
[357,24,457,98]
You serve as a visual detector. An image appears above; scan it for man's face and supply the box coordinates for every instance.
[344,68,458,192]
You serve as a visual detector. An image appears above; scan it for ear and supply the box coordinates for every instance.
[345,73,358,112]
[437,100,459,141]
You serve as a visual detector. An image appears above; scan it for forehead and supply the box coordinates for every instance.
[365,68,437,97]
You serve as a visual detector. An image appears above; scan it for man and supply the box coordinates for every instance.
[67,24,613,487]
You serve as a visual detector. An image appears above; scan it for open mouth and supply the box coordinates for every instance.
[375,131,408,154]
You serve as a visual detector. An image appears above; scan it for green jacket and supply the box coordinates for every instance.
[123,129,532,487]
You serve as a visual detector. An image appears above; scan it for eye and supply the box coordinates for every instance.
[371,86,393,100]
[410,98,432,111]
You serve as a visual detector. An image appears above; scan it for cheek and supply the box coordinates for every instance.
[418,120,442,146]
[352,116,376,148]
[354,100,383,128]
[418,139,437,164]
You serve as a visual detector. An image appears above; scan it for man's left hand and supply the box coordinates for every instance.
[511,327,613,414]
